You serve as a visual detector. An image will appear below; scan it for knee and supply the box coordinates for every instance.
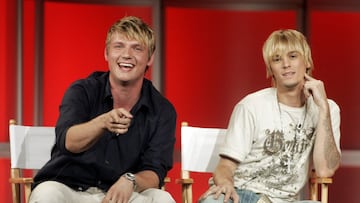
[141,189,175,203]
[156,191,175,203]
[29,181,68,203]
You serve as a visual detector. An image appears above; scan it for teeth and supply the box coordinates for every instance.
[119,63,134,68]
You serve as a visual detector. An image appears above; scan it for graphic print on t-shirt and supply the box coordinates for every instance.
[259,124,315,189]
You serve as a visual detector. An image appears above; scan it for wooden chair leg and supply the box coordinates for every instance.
[24,183,32,203]
[321,183,329,203]
[186,184,192,203]
[182,184,192,203]
[11,169,21,203]
[310,181,318,201]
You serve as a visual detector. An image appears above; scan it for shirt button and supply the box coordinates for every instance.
[98,180,102,185]
[105,160,109,164]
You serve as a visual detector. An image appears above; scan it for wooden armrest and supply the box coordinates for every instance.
[310,177,333,184]
[9,177,34,184]
[161,177,171,191]
[175,178,194,184]
[164,177,171,183]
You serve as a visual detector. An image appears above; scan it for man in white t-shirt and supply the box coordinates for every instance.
[199,29,341,203]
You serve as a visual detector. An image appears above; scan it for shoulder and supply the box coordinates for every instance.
[142,79,176,114]
[231,88,276,117]
[327,99,340,112]
[62,71,109,102]
[72,71,108,87]
[67,71,108,93]
[239,87,276,106]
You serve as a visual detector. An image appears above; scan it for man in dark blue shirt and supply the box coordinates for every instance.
[30,16,177,203]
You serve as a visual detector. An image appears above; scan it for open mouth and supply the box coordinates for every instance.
[119,62,134,69]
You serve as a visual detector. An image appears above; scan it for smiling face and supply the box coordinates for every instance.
[105,32,153,85]
[262,29,314,88]
[104,16,155,86]
[269,49,307,90]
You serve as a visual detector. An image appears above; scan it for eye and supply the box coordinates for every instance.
[289,52,299,59]
[112,43,124,49]
[271,56,281,63]
[134,46,144,52]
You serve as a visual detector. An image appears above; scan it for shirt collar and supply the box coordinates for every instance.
[104,74,152,113]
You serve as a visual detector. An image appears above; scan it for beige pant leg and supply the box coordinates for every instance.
[29,181,101,203]
[129,188,175,203]
[30,181,174,203]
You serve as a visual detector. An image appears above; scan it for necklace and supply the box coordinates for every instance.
[276,97,308,135]
[277,102,307,135]
[276,95,308,157]
[276,96,308,174]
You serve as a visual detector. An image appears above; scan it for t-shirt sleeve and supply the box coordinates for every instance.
[219,102,255,162]
[329,99,341,153]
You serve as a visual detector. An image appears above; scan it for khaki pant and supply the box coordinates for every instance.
[29,181,175,203]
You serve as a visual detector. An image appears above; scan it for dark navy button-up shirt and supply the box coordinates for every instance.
[33,71,177,192]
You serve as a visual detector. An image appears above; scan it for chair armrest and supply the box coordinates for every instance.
[310,177,333,184]
[309,170,333,203]
[164,176,171,183]
[9,177,34,184]
[175,178,194,184]
[161,177,171,190]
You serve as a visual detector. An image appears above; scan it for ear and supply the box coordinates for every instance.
[268,66,274,78]
[147,53,155,67]
[104,47,108,61]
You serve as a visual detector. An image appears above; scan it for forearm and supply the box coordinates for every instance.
[313,104,341,177]
[65,114,106,153]
[213,157,237,186]
[134,170,159,192]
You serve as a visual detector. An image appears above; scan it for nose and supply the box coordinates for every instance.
[282,57,290,68]
[121,47,132,59]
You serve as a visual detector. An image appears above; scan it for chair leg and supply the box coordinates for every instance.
[25,183,32,203]
[11,169,21,203]
[187,184,193,203]
[310,181,318,201]
[182,184,192,203]
[11,183,21,203]
[321,183,328,203]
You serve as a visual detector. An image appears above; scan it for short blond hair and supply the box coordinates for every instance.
[105,16,155,59]
[262,29,313,80]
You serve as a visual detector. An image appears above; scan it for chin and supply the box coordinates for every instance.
[284,82,300,89]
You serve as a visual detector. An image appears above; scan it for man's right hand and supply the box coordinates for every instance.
[104,108,133,135]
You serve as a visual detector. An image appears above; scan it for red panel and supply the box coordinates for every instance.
[0,0,16,201]
[310,11,360,203]
[0,0,7,141]
[0,159,11,203]
[43,2,153,125]
[23,0,35,126]
[164,7,297,202]
[329,166,360,203]
[0,0,17,142]
[310,11,360,150]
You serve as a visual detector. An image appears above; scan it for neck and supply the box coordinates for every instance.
[110,79,142,111]
[276,87,306,107]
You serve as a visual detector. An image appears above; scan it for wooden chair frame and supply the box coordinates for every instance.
[9,119,55,203]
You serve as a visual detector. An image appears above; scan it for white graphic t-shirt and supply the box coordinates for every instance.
[219,88,341,203]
